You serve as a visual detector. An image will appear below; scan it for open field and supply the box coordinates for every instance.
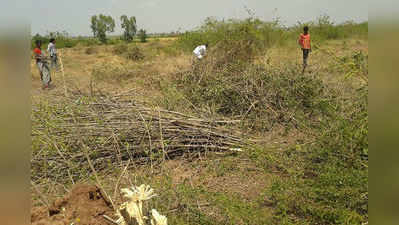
[31,20,368,225]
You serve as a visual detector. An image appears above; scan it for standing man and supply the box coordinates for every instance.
[47,38,58,71]
[298,26,311,74]
[34,40,51,89]
[193,43,208,60]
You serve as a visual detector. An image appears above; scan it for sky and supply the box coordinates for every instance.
[4,0,398,37]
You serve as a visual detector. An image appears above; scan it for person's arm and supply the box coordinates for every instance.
[298,35,303,47]
[35,54,45,60]
[35,51,48,61]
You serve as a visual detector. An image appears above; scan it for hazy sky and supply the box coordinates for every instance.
[3,0,387,36]
[24,0,377,36]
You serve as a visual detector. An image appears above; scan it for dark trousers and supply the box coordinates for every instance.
[302,49,310,67]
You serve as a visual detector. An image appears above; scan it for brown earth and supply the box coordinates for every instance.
[31,184,116,225]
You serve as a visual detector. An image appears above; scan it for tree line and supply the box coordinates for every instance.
[90,14,147,44]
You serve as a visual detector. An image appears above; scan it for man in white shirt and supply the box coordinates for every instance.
[193,43,208,60]
[47,38,58,70]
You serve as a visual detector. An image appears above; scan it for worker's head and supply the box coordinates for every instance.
[303,26,309,34]
[35,39,42,48]
[49,38,56,44]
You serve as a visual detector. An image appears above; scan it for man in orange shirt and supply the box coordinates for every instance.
[298,26,311,73]
[33,40,51,89]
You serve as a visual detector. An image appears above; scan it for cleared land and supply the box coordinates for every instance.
[31,33,368,225]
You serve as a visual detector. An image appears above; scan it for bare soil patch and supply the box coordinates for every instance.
[31,184,115,225]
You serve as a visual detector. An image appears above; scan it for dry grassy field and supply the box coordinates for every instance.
[31,33,368,225]
[31,38,367,100]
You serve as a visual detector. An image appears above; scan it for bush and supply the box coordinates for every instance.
[176,17,286,57]
[174,59,331,131]
[124,45,144,61]
[113,43,129,55]
[290,15,369,44]
[85,46,97,55]
[113,43,144,61]
[176,16,367,58]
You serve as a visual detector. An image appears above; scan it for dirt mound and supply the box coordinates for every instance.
[31,184,115,225]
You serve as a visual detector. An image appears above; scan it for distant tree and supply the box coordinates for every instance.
[120,15,137,42]
[90,14,115,43]
[138,29,147,43]
[32,33,42,41]
[32,33,45,48]
[46,31,69,40]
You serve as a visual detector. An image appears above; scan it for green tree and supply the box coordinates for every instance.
[138,29,147,43]
[32,33,43,42]
[120,15,137,42]
[90,14,115,43]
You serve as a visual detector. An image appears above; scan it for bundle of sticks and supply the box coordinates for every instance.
[31,93,248,183]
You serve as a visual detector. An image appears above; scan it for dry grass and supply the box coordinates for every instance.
[31,37,368,224]
[31,38,367,100]
[31,39,190,103]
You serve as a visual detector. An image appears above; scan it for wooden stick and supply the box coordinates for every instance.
[158,109,167,161]
[58,50,68,97]
[103,215,119,225]
[113,160,130,201]
[31,180,50,208]
[81,141,116,210]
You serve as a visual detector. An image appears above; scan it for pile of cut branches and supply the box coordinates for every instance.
[32,93,247,184]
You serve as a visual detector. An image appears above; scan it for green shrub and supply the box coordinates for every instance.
[176,15,367,53]
[291,15,368,44]
[176,17,286,55]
